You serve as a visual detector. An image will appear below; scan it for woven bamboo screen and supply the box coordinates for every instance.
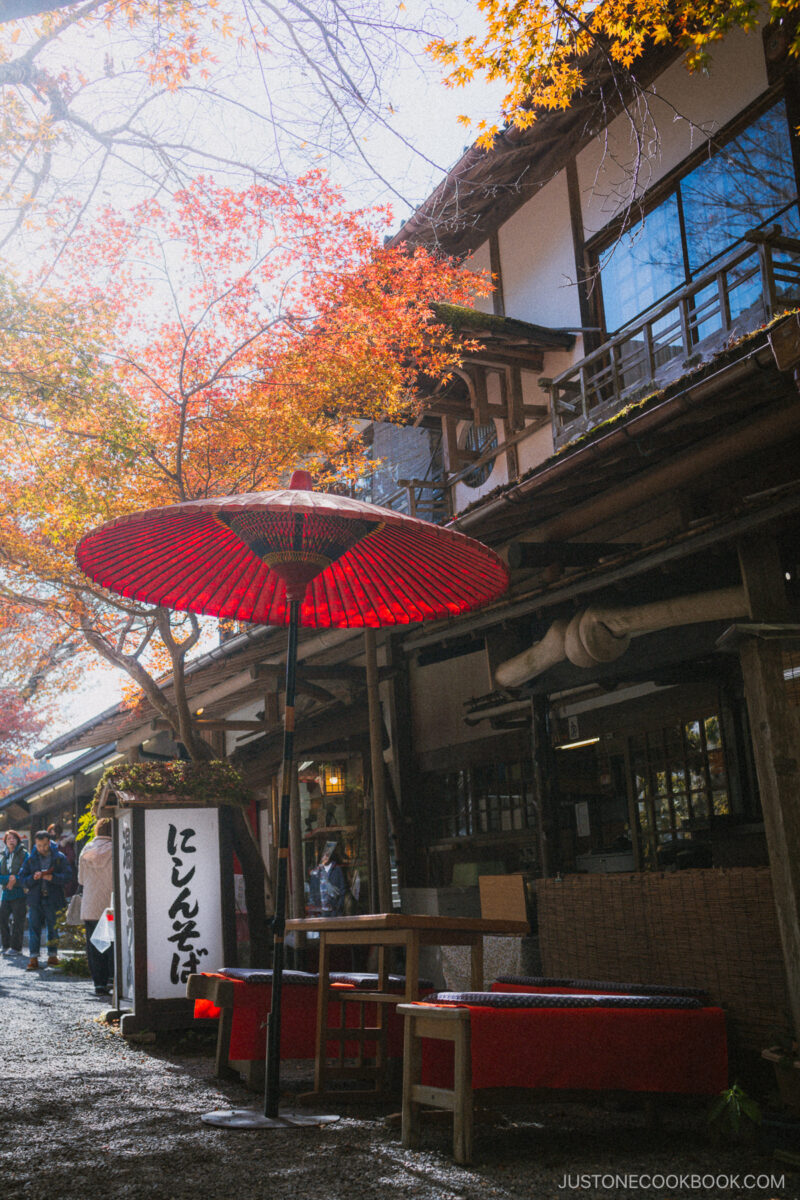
[536,868,789,1056]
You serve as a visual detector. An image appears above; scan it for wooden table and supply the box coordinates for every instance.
[286,913,529,1101]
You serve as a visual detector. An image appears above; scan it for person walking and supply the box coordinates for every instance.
[18,830,72,971]
[78,818,114,997]
[49,823,78,898]
[0,830,28,955]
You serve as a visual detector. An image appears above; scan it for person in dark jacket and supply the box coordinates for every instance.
[18,831,72,970]
[313,847,346,917]
[0,830,28,954]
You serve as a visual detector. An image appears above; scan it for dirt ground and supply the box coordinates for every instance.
[0,953,796,1200]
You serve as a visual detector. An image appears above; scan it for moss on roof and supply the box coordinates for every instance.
[431,302,574,347]
[453,309,795,523]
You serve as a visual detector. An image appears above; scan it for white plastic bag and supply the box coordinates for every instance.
[90,907,115,951]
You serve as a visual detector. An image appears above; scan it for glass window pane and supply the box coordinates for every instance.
[600,193,685,331]
[681,101,797,273]
[692,793,709,820]
[713,791,730,817]
[704,715,722,750]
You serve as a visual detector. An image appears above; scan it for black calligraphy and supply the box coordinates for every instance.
[121,820,135,997]
[166,824,209,985]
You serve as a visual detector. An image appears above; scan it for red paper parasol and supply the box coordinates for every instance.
[76,471,509,1126]
[77,481,508,625]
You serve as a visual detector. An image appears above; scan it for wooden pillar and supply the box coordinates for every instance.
[735,534,800,1038]
[737,636,800,1040]
[365,628,393,912]
[288,765,305,925]
[531,697,560,877]
[383,635,418,888]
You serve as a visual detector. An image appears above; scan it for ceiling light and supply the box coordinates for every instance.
[556,736,601,750]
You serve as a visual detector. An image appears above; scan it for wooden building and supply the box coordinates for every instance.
[30,21,800,1055]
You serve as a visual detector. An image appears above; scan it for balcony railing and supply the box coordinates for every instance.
[548,230,800,448]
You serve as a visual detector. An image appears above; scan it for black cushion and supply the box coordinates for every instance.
[494,974,708,998]
[330,973,434,990]
[218,968,319,986]
[429,990,703,1010]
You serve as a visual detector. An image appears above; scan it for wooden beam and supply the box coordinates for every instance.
[508,366,525,433]
[295,679,336,702]
[470,366,490,425]
[738,534,791,621]
[499,372,520,484]
[441,415,462,474]
[296,665,367,683]
[507,541,637,569]
[485,402,548,420]
[249,663,284,681]
[489,230,505,318]
[152,718,267,732]
[463,350,545,371]
[250,661,336,700]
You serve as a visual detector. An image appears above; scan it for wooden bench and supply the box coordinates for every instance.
[399,990,728,1164]
[187,969,426,1090]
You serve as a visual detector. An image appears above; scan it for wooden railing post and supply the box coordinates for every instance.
[717,270,731,334]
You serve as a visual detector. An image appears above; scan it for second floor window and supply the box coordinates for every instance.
[597,97,799,333]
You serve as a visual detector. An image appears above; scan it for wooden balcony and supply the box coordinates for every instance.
[547,230,800,449]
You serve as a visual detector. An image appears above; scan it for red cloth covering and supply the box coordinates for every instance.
[194,975,406,1061]
[421,1003,727,1095]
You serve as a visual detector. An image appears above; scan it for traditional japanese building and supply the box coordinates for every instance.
[30,20,800,1062]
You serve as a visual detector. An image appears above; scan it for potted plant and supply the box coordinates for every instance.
[707,1083,761,1145]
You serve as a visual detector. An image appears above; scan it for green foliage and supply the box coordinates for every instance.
[77,804,97,843]
[707,1082,762,1141]
[52,953,92,978]
[93,760,251,810]
[53,906,90,972]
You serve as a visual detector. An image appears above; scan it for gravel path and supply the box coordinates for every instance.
[0,953,795,1200]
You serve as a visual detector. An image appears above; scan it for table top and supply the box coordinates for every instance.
[286,913,530,935]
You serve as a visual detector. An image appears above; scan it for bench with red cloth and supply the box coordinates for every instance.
[399,988,728,1164]
[187,968,427,1089]
[491,974,710,998]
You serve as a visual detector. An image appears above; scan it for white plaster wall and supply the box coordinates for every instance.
[578,28,769,236]
[497,171,583,327]
[410,651,492,755]
[223,696,265,758]
[464,241,494,313]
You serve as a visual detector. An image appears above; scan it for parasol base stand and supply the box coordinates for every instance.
[201,1107,340,1130]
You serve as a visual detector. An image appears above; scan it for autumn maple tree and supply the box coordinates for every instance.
[429,0,784,145]
[0,170,486,953]
[0,0,444,256]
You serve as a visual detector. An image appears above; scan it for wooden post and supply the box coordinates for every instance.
[531,697,560,876]
[383,635,417,889]
[735,535,800,1039]
[288,764,306,960]
[737,636,800,1040]
[365,628,393,913]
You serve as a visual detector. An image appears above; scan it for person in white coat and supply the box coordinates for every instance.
[78,818,114,997]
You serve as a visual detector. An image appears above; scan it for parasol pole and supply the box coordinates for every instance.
[364,629,392,913]
[264,597,300,1118]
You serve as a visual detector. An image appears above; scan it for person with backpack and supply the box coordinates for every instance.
[0,830,28,954]
[78,818,114,997]
[18,830,72,971]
